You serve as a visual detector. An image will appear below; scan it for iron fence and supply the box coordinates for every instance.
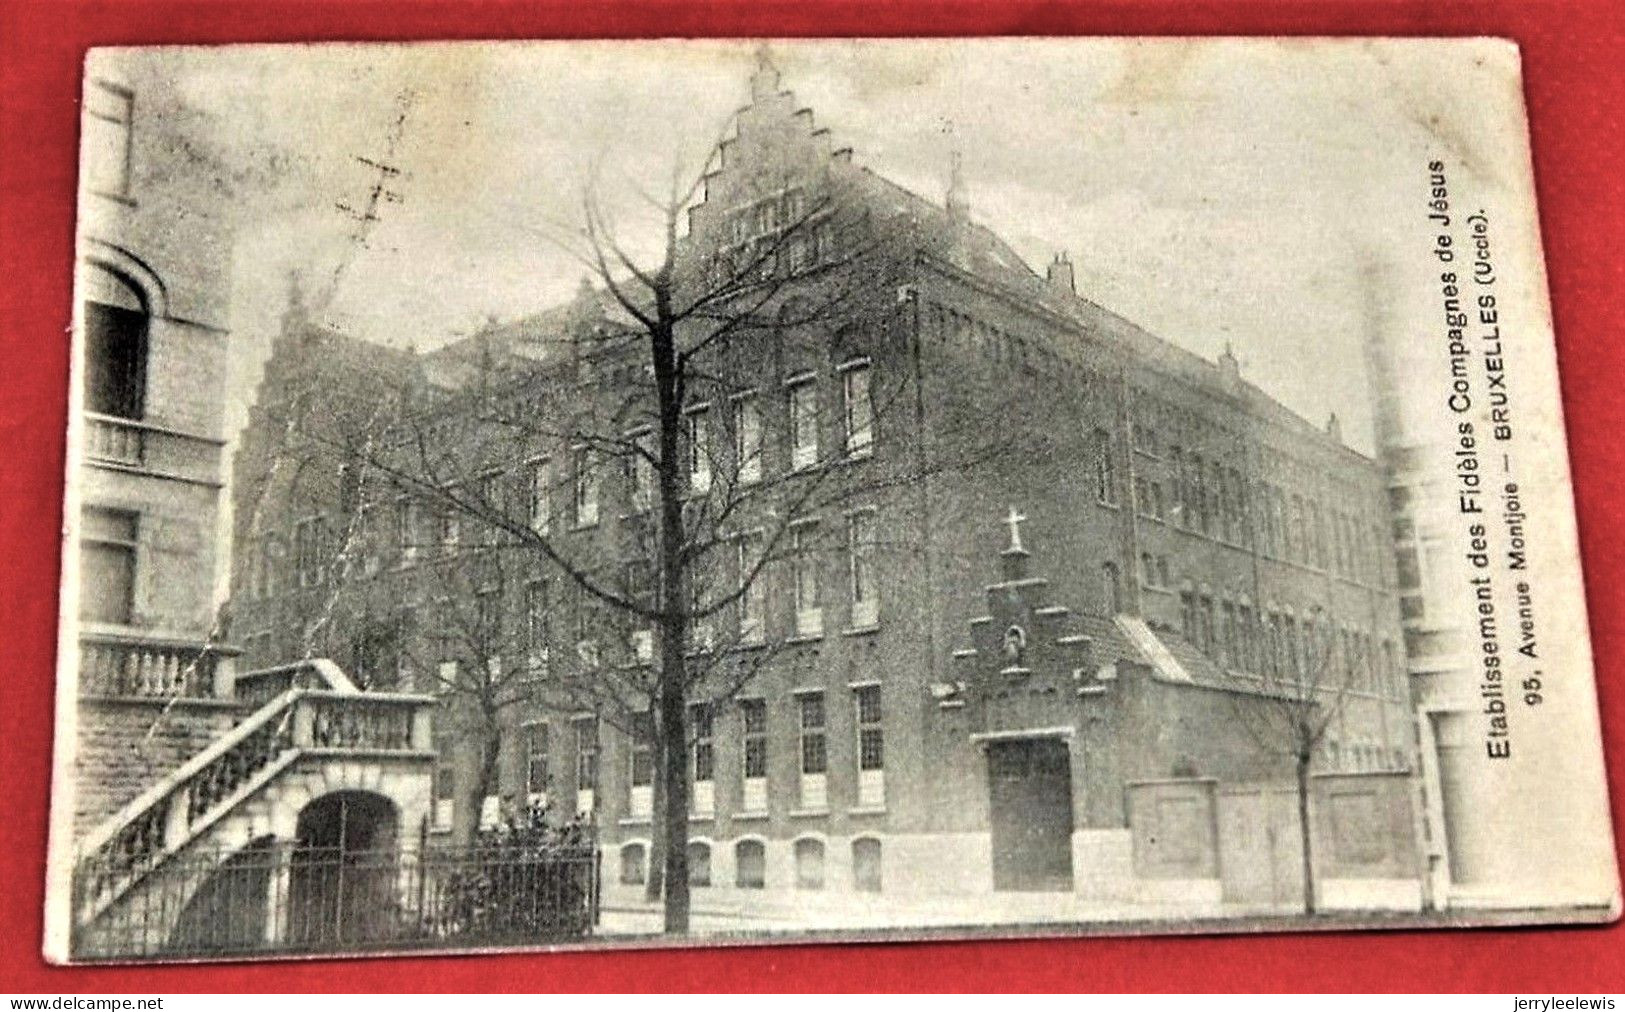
[73,838,600,961]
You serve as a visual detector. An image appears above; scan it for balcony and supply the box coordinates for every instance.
[82,412,222,484]
[78,627,239,700]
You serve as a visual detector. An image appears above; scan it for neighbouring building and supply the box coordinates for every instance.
[69,51,240,836]
[1364,260,1507,909]
[231,56,1420,911]
[58,52,439,963]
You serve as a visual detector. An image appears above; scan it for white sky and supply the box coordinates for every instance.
[137,38,1525,457]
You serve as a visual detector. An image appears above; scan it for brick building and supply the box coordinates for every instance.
[230,57,1416,906]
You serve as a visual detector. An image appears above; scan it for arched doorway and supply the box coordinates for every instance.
[287,791,400,949]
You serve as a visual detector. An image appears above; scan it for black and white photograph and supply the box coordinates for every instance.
[47,37,1618,963]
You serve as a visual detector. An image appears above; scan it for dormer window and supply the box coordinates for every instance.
[717,187,817,280]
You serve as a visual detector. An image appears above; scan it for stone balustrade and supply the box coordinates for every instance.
[78,629,237,700]
[82,411,223,483]
[74,664,434,927]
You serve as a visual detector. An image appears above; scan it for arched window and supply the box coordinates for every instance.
[83,265,149,421]
[619,842,646,886]
[794,837,825,890]
[1102,562,1121,615]
[852,837,882,893]
[735,839,765,889]
[687,841,711,888]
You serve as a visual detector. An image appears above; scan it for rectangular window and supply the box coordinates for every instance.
[740,698,768,812]
[737,532,766,644]
[85,80,133,199]
[625,432,653,513]
[396,606,416,687]
[841,361,874,458]
[295,516,328,588]
[1221,602,1237,668]
[80,507,137,624]
[734,395,762,485]
[356,503,380,578]
[792,522,822,637]
[525,580,549,673]
[686,406,712,494]
[690,702,715,816]
[526,723,549,801]
[854,684,884,807]
[573,448,598,527]
[397,499,419,564]
[847,510,878,629]
[474,469,501,515]
[437,502,460,552]
[797,692,828,809]
[788,376,818,471]
[574,716,599,815]
[629,711,653,820]
[526,458,552,533]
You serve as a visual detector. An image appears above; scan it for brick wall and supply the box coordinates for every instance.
[73,698,245,839]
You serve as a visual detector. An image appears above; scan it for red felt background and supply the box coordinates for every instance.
[1,0,1621,993]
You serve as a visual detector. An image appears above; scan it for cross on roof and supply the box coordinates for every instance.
[1004,506,1028,554]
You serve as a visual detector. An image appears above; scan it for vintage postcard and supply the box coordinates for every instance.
[46,37,1619,962]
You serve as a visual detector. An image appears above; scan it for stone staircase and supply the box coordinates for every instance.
[70,659,437,959]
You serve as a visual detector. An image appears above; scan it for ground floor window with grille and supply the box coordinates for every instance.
[740,698,767,813]
[687,841,711,887]
[79,507,137,624]
[735,839,765,889]
[853,836,883,892]
[690,702,715,817]
[620,841,646,885]
[574,716,598,816]
[795,837,825,890]
[629,712,653,820]
[797,692,828,810]
[854,683,884,807]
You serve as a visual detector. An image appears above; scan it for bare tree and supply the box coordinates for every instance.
[397,546,538,846]
[1199,435,1368,914]
[1229,603,1366,914]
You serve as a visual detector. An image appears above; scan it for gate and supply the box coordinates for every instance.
[1216,784,1302,906]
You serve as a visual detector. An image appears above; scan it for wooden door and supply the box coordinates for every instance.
[987,738,1075,891]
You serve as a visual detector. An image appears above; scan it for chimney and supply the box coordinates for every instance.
[946,148,968,224]
[1326,412,1343,443]
[1046,253,1075,294]
[1218,342,1241,382]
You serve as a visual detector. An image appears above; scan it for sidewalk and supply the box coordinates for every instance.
[594,885,1300,938]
